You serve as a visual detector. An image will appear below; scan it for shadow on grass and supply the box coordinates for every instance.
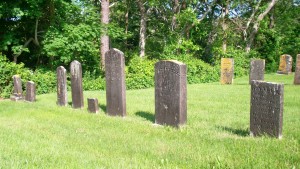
[135,111,155,123]
[68,102,72,106]
[217,126,249,137]
[99,104,106,113]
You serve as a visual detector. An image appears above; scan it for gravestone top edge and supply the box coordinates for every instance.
[27,81,35,84]
[156,60,186,65]
[12,75,20,78]
[70,60,81,64]
[251,80,283,86]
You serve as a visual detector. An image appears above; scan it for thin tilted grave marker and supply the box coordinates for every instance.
[25,81,36,102]
[105,48,126,117]
[155,60,187,127]
[220,58,234,84]
[250,80,283,139]
[70,60,84,109]
[277,54,292,74]
[10,75,23,101]
[249,59,265,84]
[87,98,99,113]
[294,54,300,85]
[56,66,67,106]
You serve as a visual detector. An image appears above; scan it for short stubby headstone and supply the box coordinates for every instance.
[220,58,234,84]
[56,66,67,106]
[294,54,300,85]
[250,81,284,139]
[155,60,187,127]
[105,48,126,117]
[25,81,36,102]
[249,59,265,84]
[277,54,292,74]
[10,75,23,101]
[70,60,84,109]
[87,98,99,113]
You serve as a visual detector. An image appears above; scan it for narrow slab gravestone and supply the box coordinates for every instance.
[220,58,234,84]
[250,81,283,139]
[294,54,300,85]
[70,60,84,109]
[25,81,36,102]
[277,54,292,74]
[57,66,67,106]
[105,48,126,117]
[249,59,265,84]
[155,60,187,127]
[10,75,23,101]
[87,98,99,113]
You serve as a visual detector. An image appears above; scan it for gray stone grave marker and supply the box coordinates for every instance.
[25,81,36,102]
[10,75,23,101]
[87,98,99,113]
[294,54,300,85]
[250,80,283,139]
[220,58,234,84]
[277,54,292,74]
[105,48,126,117]
[56,66,67,106]
[249,59,265,84]
[155,60,187,127]
[70,60,84,109]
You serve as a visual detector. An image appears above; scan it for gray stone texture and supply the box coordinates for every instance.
[105,48,126,117]
[155,60,187,127]
[70,60,84,109]
[56,66,67,106]
[25,81,36,102]
[87,98,99,113]
[294,54,300,85]
[10,75,23,101]
[249,59,265,84]
[277,54,293,74]
[250,81,284,139]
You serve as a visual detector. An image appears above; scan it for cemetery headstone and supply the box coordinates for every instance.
[155,60,187,127]
[25,81,36,102]
[87,98,99,113]
[249,59,265,84]
[250,80,283,139]
[10,75,23,101]
[277,54,292,74]
[294,54,300,85]
[70,60,84,109]
[220,58,234,84]
[105,48,126,117]
[56,66,67,106]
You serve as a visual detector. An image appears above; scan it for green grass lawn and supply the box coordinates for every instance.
[0,73,299,168]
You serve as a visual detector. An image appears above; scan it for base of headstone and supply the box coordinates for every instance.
[250,131,282,139]
[277,71,292,75]
[87,98,99,113]
[10,94,23,101]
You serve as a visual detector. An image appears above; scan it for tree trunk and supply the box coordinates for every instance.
[137,0,146,58]
[101,0,110,69]
[171,0,179,31]
[221,0,229,54]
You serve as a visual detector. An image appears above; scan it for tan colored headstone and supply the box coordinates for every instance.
[220,58,234,84]
[277,54,292,74]
[294,54,300,85]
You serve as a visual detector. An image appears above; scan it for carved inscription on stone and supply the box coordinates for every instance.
[105,48,126,117]
[250,81,283,139]
[294,54,300,85]
[249,59,265,84]
[87,98,99,113]
[70,60,84,109]
[25,81,36,102]
[155,60,187,127]
[10,75,23,101]
[57,66,67,106]
[220,58,234,84]
[277,54,292,74]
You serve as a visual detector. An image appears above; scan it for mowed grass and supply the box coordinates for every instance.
[0,73,299,168]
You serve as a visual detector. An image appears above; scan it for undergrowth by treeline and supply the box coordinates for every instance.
[0,52,257,98]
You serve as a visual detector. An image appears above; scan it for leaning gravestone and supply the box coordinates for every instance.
[294,54,300,85]
[220,58,234,84]
[25,81,36,102]
[155,60,187,127]
[10,75,23,101]
[250,80,283,139]
[56,66,67,106]
[87,98,99,113]
[277,54,292,74]
[70,60,84,109]
[249,59,265,84]
[105,48,126,117]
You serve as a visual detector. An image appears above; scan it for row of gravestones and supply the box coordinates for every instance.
[220,54,300,85]
[10,75,36,102]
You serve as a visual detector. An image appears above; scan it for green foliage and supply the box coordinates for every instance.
[82,71,105,91]
[30,69,57,95]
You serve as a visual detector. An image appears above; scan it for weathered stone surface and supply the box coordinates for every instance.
[220,58,234,84]
[250,81,283,139]
[105,48,126,117]
[155,60,187,127]
[25,81,36,102]
[70,60,84,109]
[56,66,67,106]
[10,75,23,101]
[87,98,99,113]
[249,59,265,84]
[294,54,300,85]
[277,54,292,74]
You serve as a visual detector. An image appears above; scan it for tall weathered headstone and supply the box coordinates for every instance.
[10,75,23,101]
[56,66,67,106]
[87,98,99,113]
[105,48,126,117]
[277,54,292,74]
[250,81,283,139]
[249,59,265,84]
[220,58,234,84]
[25,81,36,102]
[70,60,84,109]
[294,54,300,85]
[155,60,187,127]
